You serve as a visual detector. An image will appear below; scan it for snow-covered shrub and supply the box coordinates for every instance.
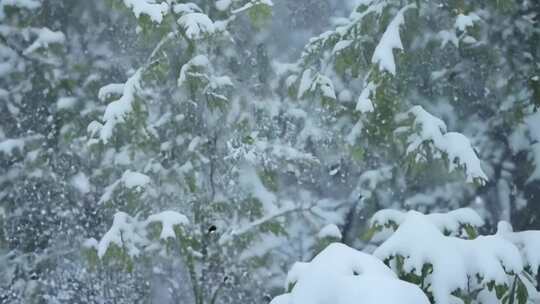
[271,208,540,304]
[369,208,540,304]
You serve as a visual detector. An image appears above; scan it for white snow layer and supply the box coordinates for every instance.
[71,172,91,194]
[215,0,232,11]
[371,207,484,236]
[121,170,151,189]
[98,170,151,204]
[271,243,429,304]
[356,81,376,113]
[0,138,25,155]
[297,69,336,99]
[455,13,481,32]
[94,69,142,143]
[122,0,168,23]
[497,221,540,275]
[146,211,189,239]
[98,83,125,101]
[96,210,189,258]
[173,2,202,14]
[373,210,524,304]
[57,97,77,110]
[231,0,273,15]
[178,13,215,40]
[400,105,488,183]
[371,4,415,75]
[23,27,65,55]
[178,55,210,86]
[317,224,342,239]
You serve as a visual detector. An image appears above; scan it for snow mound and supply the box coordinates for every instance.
[272,243,429,304]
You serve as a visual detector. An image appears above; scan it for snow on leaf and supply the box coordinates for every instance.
[231,0,273,15]
[97,69,142,143]
[98,83,125,101]
[352,166,393,199]
[438,30,459,48]
[371,208,485,236]
[332,39,353,54]
[399,105,488,183]
[497,221,540,276]
[145,211,189,240]
[172,2,202,14]
[345,120,363,146]
[1,0,41,11]
[297,69,314,99]
[317,224,342,239]
[23,27,65,55]
[56,97,77,110]
[371,4,415,75]
[178,13,215,40]
[296,70,336,99]
[122,0,169,24]
[97,212,146,258]
[96,210,189,258]
[215,0,232,11]
[374,210,523,304]
[178,55,210,86]
[0,138,25,156]
[316,74,336,99]
[98,170,150,204]
[455,13,481,32]
[356,81,376,113]
[121,170,151,189]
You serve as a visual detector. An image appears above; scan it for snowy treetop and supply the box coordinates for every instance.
[372,209,531,304]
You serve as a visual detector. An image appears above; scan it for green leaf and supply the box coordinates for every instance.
[260,221,287,236]
[247,3,272,30]
[361,224,381,241]
[463,224,478,239]
[516,277,529,304]
[495,283,509,300]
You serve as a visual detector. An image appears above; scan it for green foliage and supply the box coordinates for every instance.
[247,3,272,30]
